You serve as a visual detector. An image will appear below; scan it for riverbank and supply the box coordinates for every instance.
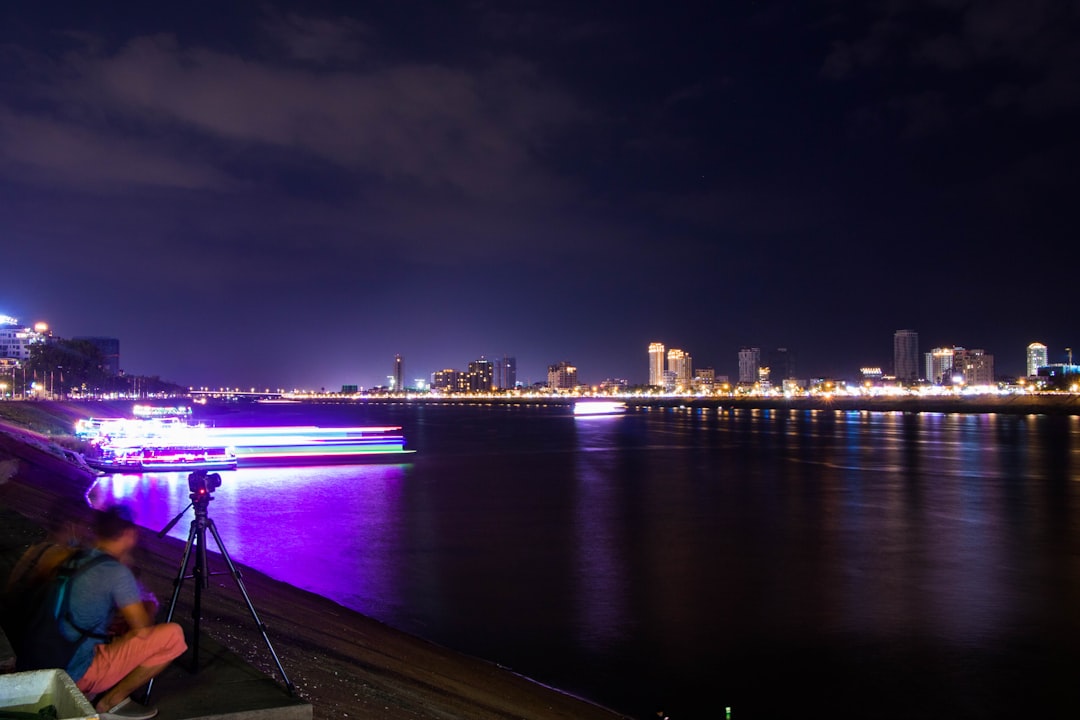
[0,413,628,720]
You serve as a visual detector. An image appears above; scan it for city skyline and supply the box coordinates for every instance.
[1,3,1075,388]
[1,311,1069,391]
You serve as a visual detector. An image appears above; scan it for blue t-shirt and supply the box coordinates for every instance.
[61,549,141,681]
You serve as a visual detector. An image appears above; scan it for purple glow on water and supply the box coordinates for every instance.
[87,464,410,616]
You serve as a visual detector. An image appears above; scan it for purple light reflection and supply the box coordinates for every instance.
[572,414,630,653]
[87,464,409,617]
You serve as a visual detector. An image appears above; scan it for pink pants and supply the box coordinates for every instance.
[76,623,187,696]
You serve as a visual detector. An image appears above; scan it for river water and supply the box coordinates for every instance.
[87,402,1080,719]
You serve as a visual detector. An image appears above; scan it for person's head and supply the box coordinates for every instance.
[95,504,138,552]
[44,496,92,546]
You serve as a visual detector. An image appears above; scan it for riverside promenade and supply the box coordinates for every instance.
[0,406,629,720]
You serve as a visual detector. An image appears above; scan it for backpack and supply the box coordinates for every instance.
[14,550,117,672]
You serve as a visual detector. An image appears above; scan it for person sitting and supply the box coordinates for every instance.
[62,505,187,719]
[5,496,91,592]
[1,497,90,646]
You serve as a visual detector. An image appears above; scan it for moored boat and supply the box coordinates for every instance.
[202,425,414,465]
[86,444,238,473]
[79,416,414,471]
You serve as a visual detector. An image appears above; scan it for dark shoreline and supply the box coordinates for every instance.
[262,393,1080,416]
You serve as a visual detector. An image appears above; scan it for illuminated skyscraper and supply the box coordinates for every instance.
[894,329,919,382]
[738,347,760,384]
[1027,342,1048,377]
[648,342,665,386]
[468,357,494,392]
[393,354,404,392]
[954,348,994,385]
[666,348,692,391]
[925,347,955,385]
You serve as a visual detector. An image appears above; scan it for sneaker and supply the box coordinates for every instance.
[100,697,159,720]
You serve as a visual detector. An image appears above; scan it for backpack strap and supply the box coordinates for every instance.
[55,551,122,642]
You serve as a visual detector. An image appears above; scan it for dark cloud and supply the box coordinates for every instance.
[260,12,373,64]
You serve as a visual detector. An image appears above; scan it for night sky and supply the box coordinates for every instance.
[2,2,1076,389]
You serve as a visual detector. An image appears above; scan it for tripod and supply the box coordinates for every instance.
[146,472,295,700]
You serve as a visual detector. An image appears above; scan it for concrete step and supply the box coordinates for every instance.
[143,632,310,720]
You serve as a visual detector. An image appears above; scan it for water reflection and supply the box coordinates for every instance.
[88,464,410,616]
[572,413,630,652]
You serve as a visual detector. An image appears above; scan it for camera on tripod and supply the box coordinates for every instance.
[154,466,295,697]
[188,470,222,497]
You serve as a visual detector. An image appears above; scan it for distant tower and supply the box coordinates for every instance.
[738,347,760,384]
[1027,343,1048,377]
[648,342,665,387]
[495,355,517,390]
[468,357,494,392]
[894,330,919,382]
[393,354,404,392]
[666,348,692,391]
[768,347,796,381]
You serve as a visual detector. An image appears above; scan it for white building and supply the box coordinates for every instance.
[1027,342,1048,377]
[648,342,665,387]
[925,347,956,385]
[0,315,47,361]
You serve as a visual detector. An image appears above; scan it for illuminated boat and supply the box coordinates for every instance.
[200,425,414,465]
[86,444,238,473]
[573,400,628,416]
[80,420,414,470]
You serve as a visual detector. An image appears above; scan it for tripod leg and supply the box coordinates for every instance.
[205,518,296,695]
[192,520,206,673]
[145,519,197,703]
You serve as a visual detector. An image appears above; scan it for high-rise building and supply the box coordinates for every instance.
[666,348,692,391]
[768,347,796,381]
[1027,343,1048,377]
[954,348,994,385]
[392,354,404,392]
[468,357,494,392]
[548,361,578,390]
[494,355,517,390]
[925,347,956,385]
[738,347,760,384]
[648,342,665,387]
[894,329,919,382]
